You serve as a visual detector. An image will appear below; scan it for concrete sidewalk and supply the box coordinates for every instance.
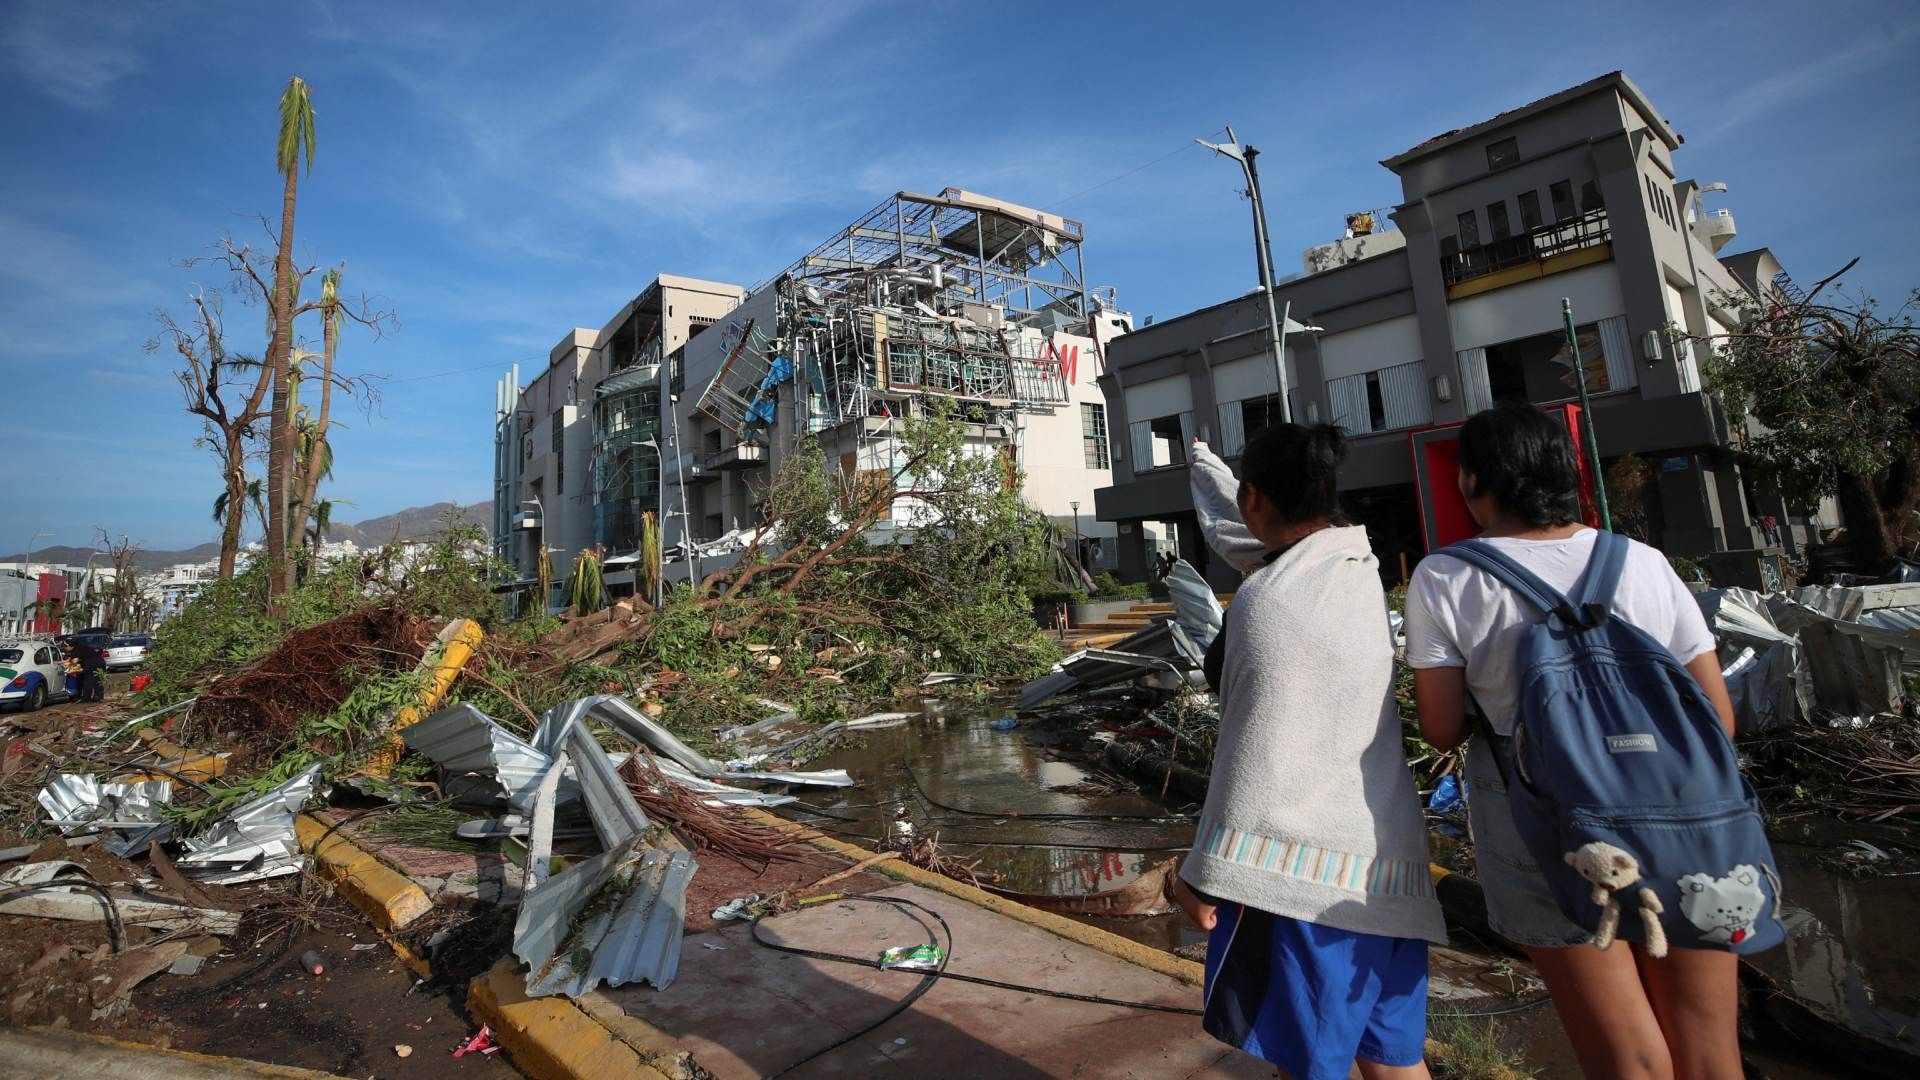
[595,882,1276,1079]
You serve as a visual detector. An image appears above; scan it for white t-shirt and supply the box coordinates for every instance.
[1402,529,1717,735]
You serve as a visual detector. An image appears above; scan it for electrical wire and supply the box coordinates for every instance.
[1436,996,1556,1019]
[760,895,949,1078]
[755,892,1548,1037]
[0,880,127,953]
[1048,129,1226,210]
[751,894,1202,1022]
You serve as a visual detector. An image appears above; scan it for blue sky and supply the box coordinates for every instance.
[2,0,1915,553]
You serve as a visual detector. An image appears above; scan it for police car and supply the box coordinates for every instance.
[0,637,74,711]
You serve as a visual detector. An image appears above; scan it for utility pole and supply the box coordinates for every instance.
[1562,298,1612,530]
[1199,126,1292,422]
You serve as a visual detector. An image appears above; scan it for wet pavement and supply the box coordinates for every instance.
[775,699,1920,1078]
[780,703,1202,951]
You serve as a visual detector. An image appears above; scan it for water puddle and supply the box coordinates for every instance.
[778,702,1201,948]
[1740,819,1920,1075]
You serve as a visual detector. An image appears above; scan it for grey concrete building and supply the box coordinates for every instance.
[1094,71,1824,588]
[493,274,746,603]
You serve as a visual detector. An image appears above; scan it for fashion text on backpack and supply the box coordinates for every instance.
[1437,531,1783,956]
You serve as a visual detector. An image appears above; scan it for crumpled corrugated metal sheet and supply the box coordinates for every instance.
[404,703,553,811]
[1189,440,1266,573]
[562,718,649,851]
[565,694,853,787]
[1020,647,1189,710]
[1769,600,1913,717]
[651,761,798,807]
[1858,606,1920,634]
[512,714,694,999]
[175,763,322,883]
[560,695,724,777]
[37,776,171,835]
[1165,560,1223,649]
[514,843,696,998]
[1696,588,1812,733]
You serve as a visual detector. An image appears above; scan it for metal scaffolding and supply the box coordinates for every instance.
[695,189,1088,445]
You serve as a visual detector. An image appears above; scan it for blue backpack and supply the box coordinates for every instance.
[1439,531,1783,955]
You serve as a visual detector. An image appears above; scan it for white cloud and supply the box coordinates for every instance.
[0,2,145,110]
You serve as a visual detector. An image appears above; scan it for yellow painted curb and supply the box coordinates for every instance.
[294,813,433,931]
[14,1026,349,1077]
[743,807,1206,986]
[364,617,483,778]
[119,729,232,782]
[467,959,671,1080]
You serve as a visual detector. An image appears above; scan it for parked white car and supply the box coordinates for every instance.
[0,638,75,711]
[104,634,151,671]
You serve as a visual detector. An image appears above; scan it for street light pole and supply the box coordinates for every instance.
[1069,500,1081,565]
[1200,126,1293,423]
[23,529,49,576]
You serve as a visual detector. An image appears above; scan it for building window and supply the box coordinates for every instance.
[1080,402,1110,470]
[1486,200,1512,242]
[1148,415,1187,467]
[1485,137,1519,171]
[1550,180,1576,221]
[1365,372,1388,431]
[1483,320,1620,404]
[1240,393,1284,445]
[1456,210,1480,249]
[1326,361,1430,434]
[1580,180,1605,213]
[551,411,564,494]
[1129,412,1193,470]
[1517,190,1543,232]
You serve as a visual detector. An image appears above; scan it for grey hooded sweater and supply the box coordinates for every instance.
[1180,525,1447,945]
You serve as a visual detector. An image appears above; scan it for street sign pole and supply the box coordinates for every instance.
[1563,298,1612,531]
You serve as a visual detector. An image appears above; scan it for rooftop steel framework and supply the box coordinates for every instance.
[767,188,1090,323]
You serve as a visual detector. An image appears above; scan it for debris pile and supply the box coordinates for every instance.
[195,606,430,745]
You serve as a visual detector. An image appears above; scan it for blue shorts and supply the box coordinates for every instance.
[1202,902,1429,1080]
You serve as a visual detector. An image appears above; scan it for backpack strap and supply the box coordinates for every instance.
[1437,539,1585,627]
[1571,530,1630,624]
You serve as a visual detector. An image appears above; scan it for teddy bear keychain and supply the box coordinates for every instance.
[1564,841,1669,958]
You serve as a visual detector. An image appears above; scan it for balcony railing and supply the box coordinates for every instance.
[1441,208,1610,287]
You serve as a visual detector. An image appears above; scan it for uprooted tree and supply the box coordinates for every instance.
[1705,260,1920,571]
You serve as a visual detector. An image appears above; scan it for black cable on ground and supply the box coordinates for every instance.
[751,894,1204,1021]
[0,881,126,952]
[900,758,1192,824]
[761,894,949,1078]
[1436,995,1555,1018]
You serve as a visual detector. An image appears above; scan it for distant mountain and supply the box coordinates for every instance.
[3,501,492,571]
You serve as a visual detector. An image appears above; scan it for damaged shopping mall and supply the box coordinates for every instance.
[494,188,1135,612]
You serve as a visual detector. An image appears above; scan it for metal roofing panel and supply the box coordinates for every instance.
[1165,560,1223,649]
[513,842,695,999]
[404,703,552,810]
[571,694,724,776]
[564,718,649,850]
[175,764,321,882]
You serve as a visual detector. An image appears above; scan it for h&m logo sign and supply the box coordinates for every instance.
[1043,339,1081,384]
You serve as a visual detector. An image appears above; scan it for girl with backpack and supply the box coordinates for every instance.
[1171,424,1446,1080]
[1404,404,1751,1080]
